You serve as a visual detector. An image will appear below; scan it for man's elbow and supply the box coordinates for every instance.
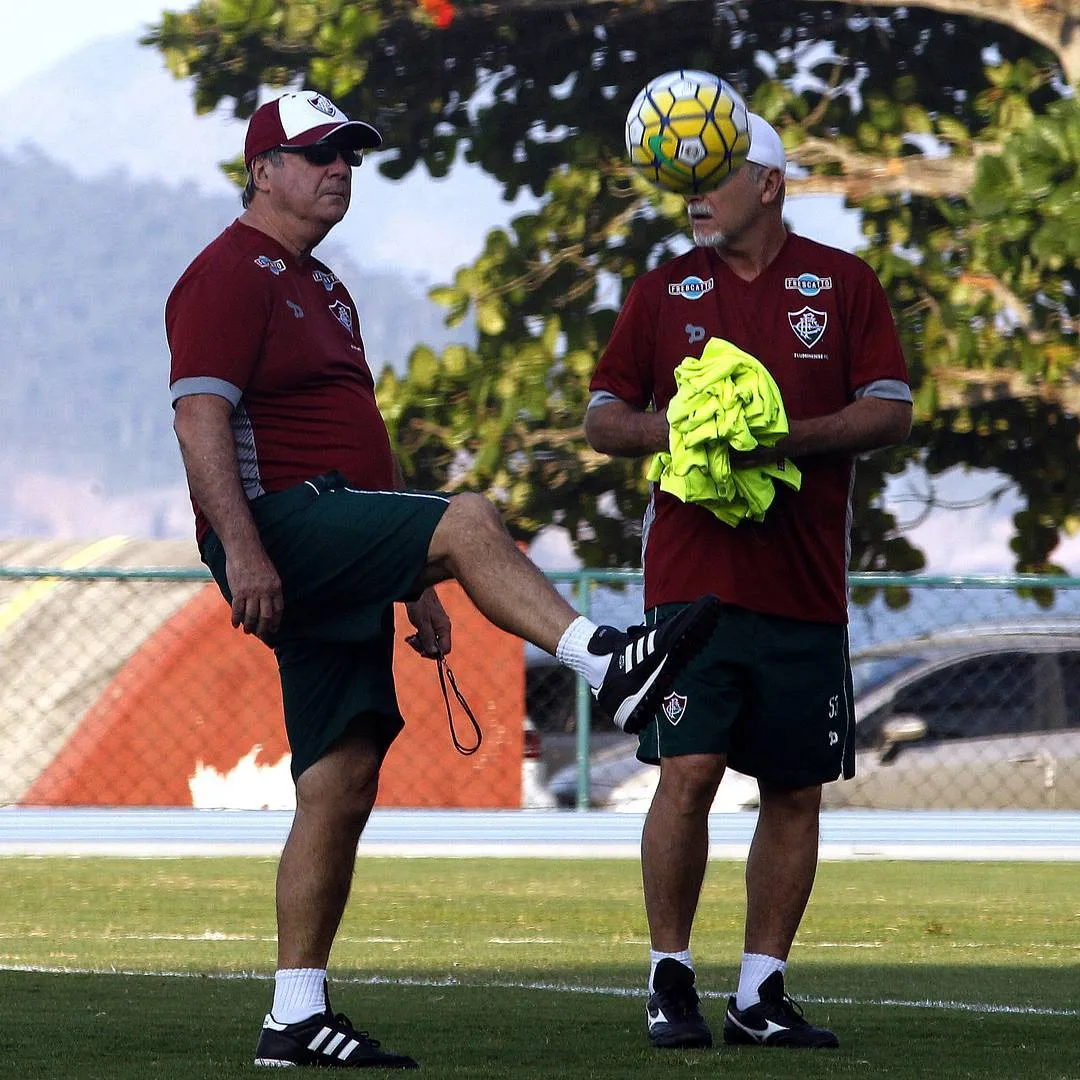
[892,403,914,445]
[583,409,607,454]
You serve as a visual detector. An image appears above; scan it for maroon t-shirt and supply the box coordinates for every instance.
[590,233,910,624]
[167,221,396,543]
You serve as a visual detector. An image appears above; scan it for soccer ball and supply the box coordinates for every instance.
[625,70,751,195]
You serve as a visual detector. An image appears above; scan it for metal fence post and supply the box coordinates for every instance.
[574,570,592,812]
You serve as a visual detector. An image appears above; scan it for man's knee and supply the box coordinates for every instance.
[656,753,727,812]
[445,492,504,535]
[758,781,822,818]
[295,735,382,822]
[426,492,507,569]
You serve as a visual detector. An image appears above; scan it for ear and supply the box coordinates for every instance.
[761,168,785,207]
[250,155,277,196]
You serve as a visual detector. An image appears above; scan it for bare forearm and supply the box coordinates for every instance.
[779,397,912,459]
[585,401,669,457]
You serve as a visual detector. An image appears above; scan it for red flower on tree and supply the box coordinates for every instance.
[418,0,455,28]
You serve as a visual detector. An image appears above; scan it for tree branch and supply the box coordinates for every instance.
[447,0,1080,85]
[930,366,1080,412]
[799,0,1080,86]
[790,134,997,199]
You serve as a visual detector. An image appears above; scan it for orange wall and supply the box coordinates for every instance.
[21,582,525,808]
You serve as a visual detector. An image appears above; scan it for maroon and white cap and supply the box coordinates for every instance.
[244,90,383,170]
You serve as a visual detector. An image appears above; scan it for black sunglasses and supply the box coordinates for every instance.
[279,144,364,168]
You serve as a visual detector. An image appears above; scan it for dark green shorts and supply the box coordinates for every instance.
[636,603,855,788]
[201,471,449,780]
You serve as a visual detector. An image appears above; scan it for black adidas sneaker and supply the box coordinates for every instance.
[646,958,712,1049]
[254,1009,419,1069]
[593,594,722,734]
[723,971,839,1049]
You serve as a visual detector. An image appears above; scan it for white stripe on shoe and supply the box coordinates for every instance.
[307,1027,333,1051]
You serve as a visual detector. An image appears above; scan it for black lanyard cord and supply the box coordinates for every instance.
[436,653,483,756]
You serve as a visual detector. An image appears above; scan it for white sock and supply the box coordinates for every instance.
[648,948,693,993]
[555,616,609,688]
[736,953,785,1010]
[271,968,328,1023]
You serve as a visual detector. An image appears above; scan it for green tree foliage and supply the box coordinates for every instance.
[147,0,1080,572]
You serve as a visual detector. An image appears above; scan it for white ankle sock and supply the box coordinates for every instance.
[736,953,785,1010]
[555,616,608,688]
[271,968,328,1023]
[648,948,693,993]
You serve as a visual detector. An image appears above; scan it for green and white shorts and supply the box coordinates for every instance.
[201,471,449,780]
[636,602,856,788]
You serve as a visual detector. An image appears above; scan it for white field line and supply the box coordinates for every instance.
[2,932,1074,953]
[1,964,1076,1018]
[2,842,1079,860]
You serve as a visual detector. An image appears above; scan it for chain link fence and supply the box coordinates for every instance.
[2,548,1079,811]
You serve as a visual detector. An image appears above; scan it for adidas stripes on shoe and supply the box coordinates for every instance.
[592,594,722,734]
[254,1009,419,1069]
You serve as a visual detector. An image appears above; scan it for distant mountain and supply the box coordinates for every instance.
[0,33,535,281]
[0,35,242,195]
[0,146,475,538]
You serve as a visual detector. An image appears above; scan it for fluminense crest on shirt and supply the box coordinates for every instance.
[328,299,354,335]
[254,255,286,275]
[661,691,688,725]
[313,270,340,292]
[668,275,714,301]
[784,272,833,297]
[788,306,827,349]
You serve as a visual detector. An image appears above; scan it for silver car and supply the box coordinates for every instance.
[548,621,1080,811]
[825,621,1080,810]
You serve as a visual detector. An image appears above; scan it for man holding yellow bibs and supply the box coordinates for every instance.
[586,112,912,1052]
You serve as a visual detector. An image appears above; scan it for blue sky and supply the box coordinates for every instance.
[0,0,167,94]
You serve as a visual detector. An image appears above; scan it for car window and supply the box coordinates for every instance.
[866,652,1040,744]
[1055,652,1080,730]
[850,654,924,698]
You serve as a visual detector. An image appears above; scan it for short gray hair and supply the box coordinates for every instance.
[242,148,283,208]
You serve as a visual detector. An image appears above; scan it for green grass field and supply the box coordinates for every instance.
[0,857,1076,1079]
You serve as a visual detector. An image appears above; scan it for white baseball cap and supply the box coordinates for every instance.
[746,113,786,174]
[244,90,382,170]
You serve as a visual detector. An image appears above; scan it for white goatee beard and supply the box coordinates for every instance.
[691,223,727,248]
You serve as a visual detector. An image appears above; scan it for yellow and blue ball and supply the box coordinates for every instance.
[625,70,751,195]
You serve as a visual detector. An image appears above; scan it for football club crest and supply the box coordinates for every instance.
[328,300,354,336]
[668,275,714,301]
[788,306,827,349]
[254,255,286,275]
[310,94,337,117]
[661,691,688,725]
[313,270,340,292]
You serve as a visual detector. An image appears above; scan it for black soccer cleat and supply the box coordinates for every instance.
[592,594,722,734]
[254,1009,419,1069]
[723,970,839,1049]
[646,958,712,1049]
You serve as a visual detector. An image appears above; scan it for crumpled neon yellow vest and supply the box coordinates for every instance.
[646,337,802,526]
